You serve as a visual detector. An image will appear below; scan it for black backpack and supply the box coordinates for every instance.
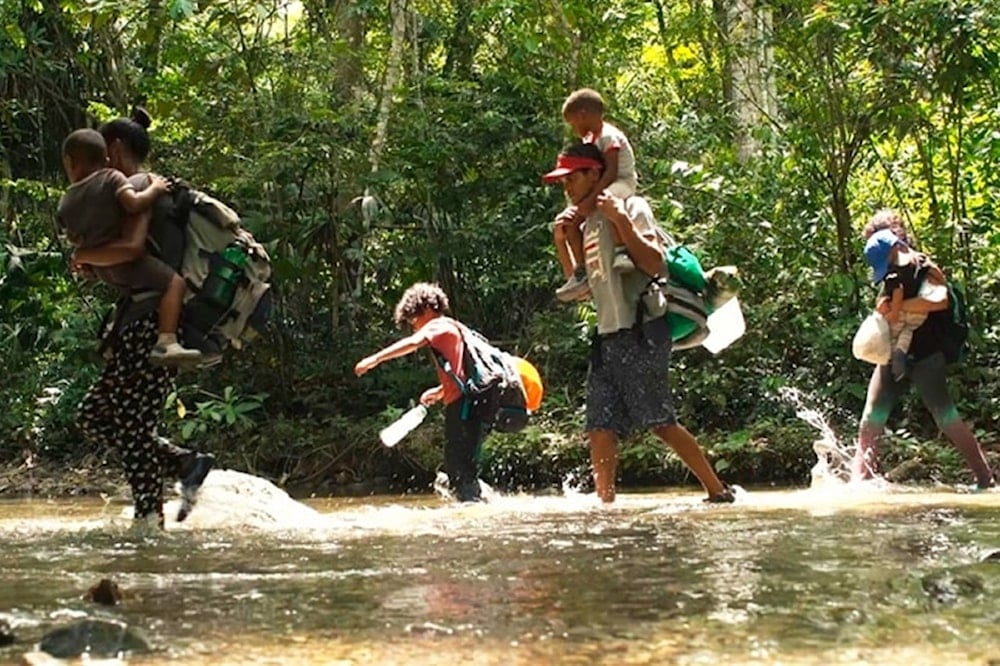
[940,281,969,364]
[432,320,529,433]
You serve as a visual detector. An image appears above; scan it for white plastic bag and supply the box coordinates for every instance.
[852,313,891,365]
[702,297,746,355]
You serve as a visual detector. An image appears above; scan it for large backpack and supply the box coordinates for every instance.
[637,230,741,351]
[637,230,711,350]
[98,181,272,362]
[432,321,530,433]
[99,182,273,359]
[165,184,272,356]
[940,281,969,364]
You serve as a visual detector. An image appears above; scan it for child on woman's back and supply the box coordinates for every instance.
[548,88,639,302]
[58,128,202,366]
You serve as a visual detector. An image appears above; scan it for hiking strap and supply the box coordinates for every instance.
[428,321,480,420]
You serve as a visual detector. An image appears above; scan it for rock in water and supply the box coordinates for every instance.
[0,618,13,646]
[85,579,122,606]
[37,618,150,659]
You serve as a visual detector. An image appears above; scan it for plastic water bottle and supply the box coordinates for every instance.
[202,241,250,310]
[379,405,428,447]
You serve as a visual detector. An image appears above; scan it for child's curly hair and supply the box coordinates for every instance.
[393,282,450,327]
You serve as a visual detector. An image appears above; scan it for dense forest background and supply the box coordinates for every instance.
[3,0,1000,495]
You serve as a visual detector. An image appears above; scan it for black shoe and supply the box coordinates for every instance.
[704,486,736,504]
[891,349,908,381]
[455,480,484,503]
[177,453,215,522]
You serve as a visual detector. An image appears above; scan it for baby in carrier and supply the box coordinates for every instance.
[58,128,202,366]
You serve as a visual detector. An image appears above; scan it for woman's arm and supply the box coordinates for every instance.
[900,295,950,314]
[72,211,150,267]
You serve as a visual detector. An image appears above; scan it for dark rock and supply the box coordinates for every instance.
[85,578,122,606]
[920,570,985,606]
[885,458,927,483]
[38,618,150,659]
[0,618,14,646]
[982,550,1000,562]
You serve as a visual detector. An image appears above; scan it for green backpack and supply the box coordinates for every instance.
[636,231,712,349]
[663,244,711,346]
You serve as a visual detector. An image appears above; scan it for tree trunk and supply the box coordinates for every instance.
[727,0,777,161]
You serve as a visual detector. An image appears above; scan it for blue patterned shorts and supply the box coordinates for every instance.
[585,330,677,438]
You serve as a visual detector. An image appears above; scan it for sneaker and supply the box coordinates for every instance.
[704,486,736,504]
[612,248,635,272]
[150,342,204,367]
[556,275,590,302]
[177,453,215,522]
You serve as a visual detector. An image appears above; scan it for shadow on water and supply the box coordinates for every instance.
[2,469,1000,665]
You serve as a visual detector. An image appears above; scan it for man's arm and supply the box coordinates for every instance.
[575,150,620,218]
[71,210,150,267]
[355,331,430,376]
[596,193,663,275]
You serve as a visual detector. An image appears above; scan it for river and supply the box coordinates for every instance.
[2,471,999,665]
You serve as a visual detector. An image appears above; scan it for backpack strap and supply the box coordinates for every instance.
[428,319,477,420]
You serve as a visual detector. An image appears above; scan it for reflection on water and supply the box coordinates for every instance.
[1,471,1000,665]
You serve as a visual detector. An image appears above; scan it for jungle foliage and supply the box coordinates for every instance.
[2,0,1000,494]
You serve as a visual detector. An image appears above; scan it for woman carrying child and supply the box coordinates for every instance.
[75,108,215,529]
[852,209,994,489]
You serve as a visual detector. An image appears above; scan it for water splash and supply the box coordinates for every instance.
[778,387,857,489]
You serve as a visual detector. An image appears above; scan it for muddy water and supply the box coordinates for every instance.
[1,473,999,665]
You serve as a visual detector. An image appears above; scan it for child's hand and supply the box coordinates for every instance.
[69,253,95,280]
[148,174,171,194]
[596,191,628,223]
[884,309,900,325]
[553,205,578,230]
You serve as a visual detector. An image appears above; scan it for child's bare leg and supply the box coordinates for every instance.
[159,273,187,336]
[553,223,576,279]
[564,221,585,278]
[554,221,590,302]
[891,323,913,381]
[151,274,202,365]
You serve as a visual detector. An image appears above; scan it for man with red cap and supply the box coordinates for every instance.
[541,143,734,504]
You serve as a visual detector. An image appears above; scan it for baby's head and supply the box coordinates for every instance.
[863,208,908,244]
[864,228,904,284]
[61,129,108,183]
[562,88,605,138]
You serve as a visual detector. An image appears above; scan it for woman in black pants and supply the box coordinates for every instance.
[76,108,214,528]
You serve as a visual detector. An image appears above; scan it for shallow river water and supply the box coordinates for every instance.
[2,471,999,665]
